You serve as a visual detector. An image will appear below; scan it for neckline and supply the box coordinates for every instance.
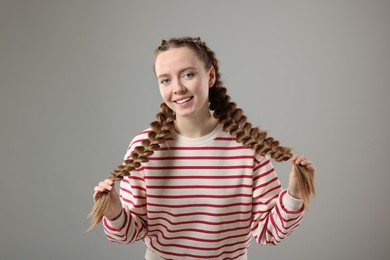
[169,123,223,146]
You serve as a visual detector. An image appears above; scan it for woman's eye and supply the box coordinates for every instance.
[183,73,194,79]
[160,79,170,84]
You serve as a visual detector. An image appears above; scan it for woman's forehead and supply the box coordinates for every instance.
[155,47,203,74]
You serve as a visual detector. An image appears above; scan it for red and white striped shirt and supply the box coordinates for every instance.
[103,124,305,260]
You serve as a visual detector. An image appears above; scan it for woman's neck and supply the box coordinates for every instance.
[174,113,219,138]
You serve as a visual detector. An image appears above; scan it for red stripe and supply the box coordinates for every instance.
[256,210,270,244]
[274,205,304,230]
[147,215,252,226]
[146,184,252,189]
[148,221,251,234]
[274,203,302,226]
[250,212,270,233]
[253,157,261,164]
[253,194,278,206]
[122,177,144,184]
[126,213,137,243]
[279,190,305,214]
[147,209,252,217]
[286,222,302,234]
[127,129,169,150]
[140,165,253,170]
[265,226,279,243]
[149,155,253,160]
[254,185,282,200]
[127,131,150,149]
[158,146,250,151]
[225,251,248,260]
[103,208,127,232]
[126,175,144,181]
[148,228,249,243]
[145,175,252,180]
[127,185,146,192]
[147,202,252,208]
[147,193,252,199]
[251,212,271,232]
[120,196,147,208]
[120,187,146,199]
[148,233,251,251]
[253,167,275,181]
[253,159,270,171]
[269,211,288,239]
[149,236,251,258]
[253,177,279,191]
[139,130,152,135]
[104,211,136,243]
[127,140,142,150]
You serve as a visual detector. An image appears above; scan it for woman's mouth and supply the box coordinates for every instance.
[174,97,193,104]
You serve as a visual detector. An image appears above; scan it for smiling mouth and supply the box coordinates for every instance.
[174,97,193,104]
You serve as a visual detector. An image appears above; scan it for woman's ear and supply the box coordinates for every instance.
[208,66,216,87]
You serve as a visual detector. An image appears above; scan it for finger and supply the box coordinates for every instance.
[297,156,306,164]
[299,159,312,166]
[93,190,99,200]
[299,156,310,165]
[93,190,103,202]
[291,155,305,164]
[98,181,113,191]
[94,185,109,193]
[290,155,298,163]
[306,164,315,174]
[104,179,114,186]
[297,160,315,174]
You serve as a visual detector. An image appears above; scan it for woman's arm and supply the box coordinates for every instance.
[251,155,314,245]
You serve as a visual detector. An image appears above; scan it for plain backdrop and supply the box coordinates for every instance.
[1,1,389,259]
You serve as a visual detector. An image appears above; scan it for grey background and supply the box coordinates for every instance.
[1,0,389,259]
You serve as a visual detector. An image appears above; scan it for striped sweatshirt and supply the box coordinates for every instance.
[103,123,305,260]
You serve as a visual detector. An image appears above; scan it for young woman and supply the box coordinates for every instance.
[91,37,315,260]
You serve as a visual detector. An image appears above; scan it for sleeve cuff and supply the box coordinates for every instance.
[103,209,126,230]
[280,190,304,213]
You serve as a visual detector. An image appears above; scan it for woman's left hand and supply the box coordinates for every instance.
[288,155,315,200]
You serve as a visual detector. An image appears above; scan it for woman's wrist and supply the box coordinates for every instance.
[288,189,302,200]
[109,209,123,221]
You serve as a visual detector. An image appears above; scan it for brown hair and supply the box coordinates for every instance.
[88,36,315,230]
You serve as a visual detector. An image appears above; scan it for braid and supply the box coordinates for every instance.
[88,103,175,230]
[195,37,315,208]
[210,86,315,207]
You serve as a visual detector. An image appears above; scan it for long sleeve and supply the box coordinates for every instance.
[251,155,305,245]
[102,133,149,244]
[102,174,148,244]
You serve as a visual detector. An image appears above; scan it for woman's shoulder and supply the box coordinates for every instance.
[122,128,151,159]
[127,128,152,148]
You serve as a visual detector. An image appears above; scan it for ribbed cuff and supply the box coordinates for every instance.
[103,209,126,230]
[281,190,304,213]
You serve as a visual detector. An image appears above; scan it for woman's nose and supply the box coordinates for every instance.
[173,80,186,94]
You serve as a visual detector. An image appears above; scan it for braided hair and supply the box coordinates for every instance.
[88,36,315,230]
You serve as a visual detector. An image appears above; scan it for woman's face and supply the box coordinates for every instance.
[154,47,215,120]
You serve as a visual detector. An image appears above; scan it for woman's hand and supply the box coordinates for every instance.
[288,155,315,200]
[93,179,123,220]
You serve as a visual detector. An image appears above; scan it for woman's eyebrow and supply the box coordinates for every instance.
[157,73,169,79]
[157,66,198,79]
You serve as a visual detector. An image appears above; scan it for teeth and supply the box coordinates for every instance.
[176,97,191,104]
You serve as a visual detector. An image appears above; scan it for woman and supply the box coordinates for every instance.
[91,36,315,260]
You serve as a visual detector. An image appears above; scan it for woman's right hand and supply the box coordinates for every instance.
[93,179,123,220]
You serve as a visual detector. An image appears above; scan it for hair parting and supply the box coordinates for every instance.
[88,36,315,231]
